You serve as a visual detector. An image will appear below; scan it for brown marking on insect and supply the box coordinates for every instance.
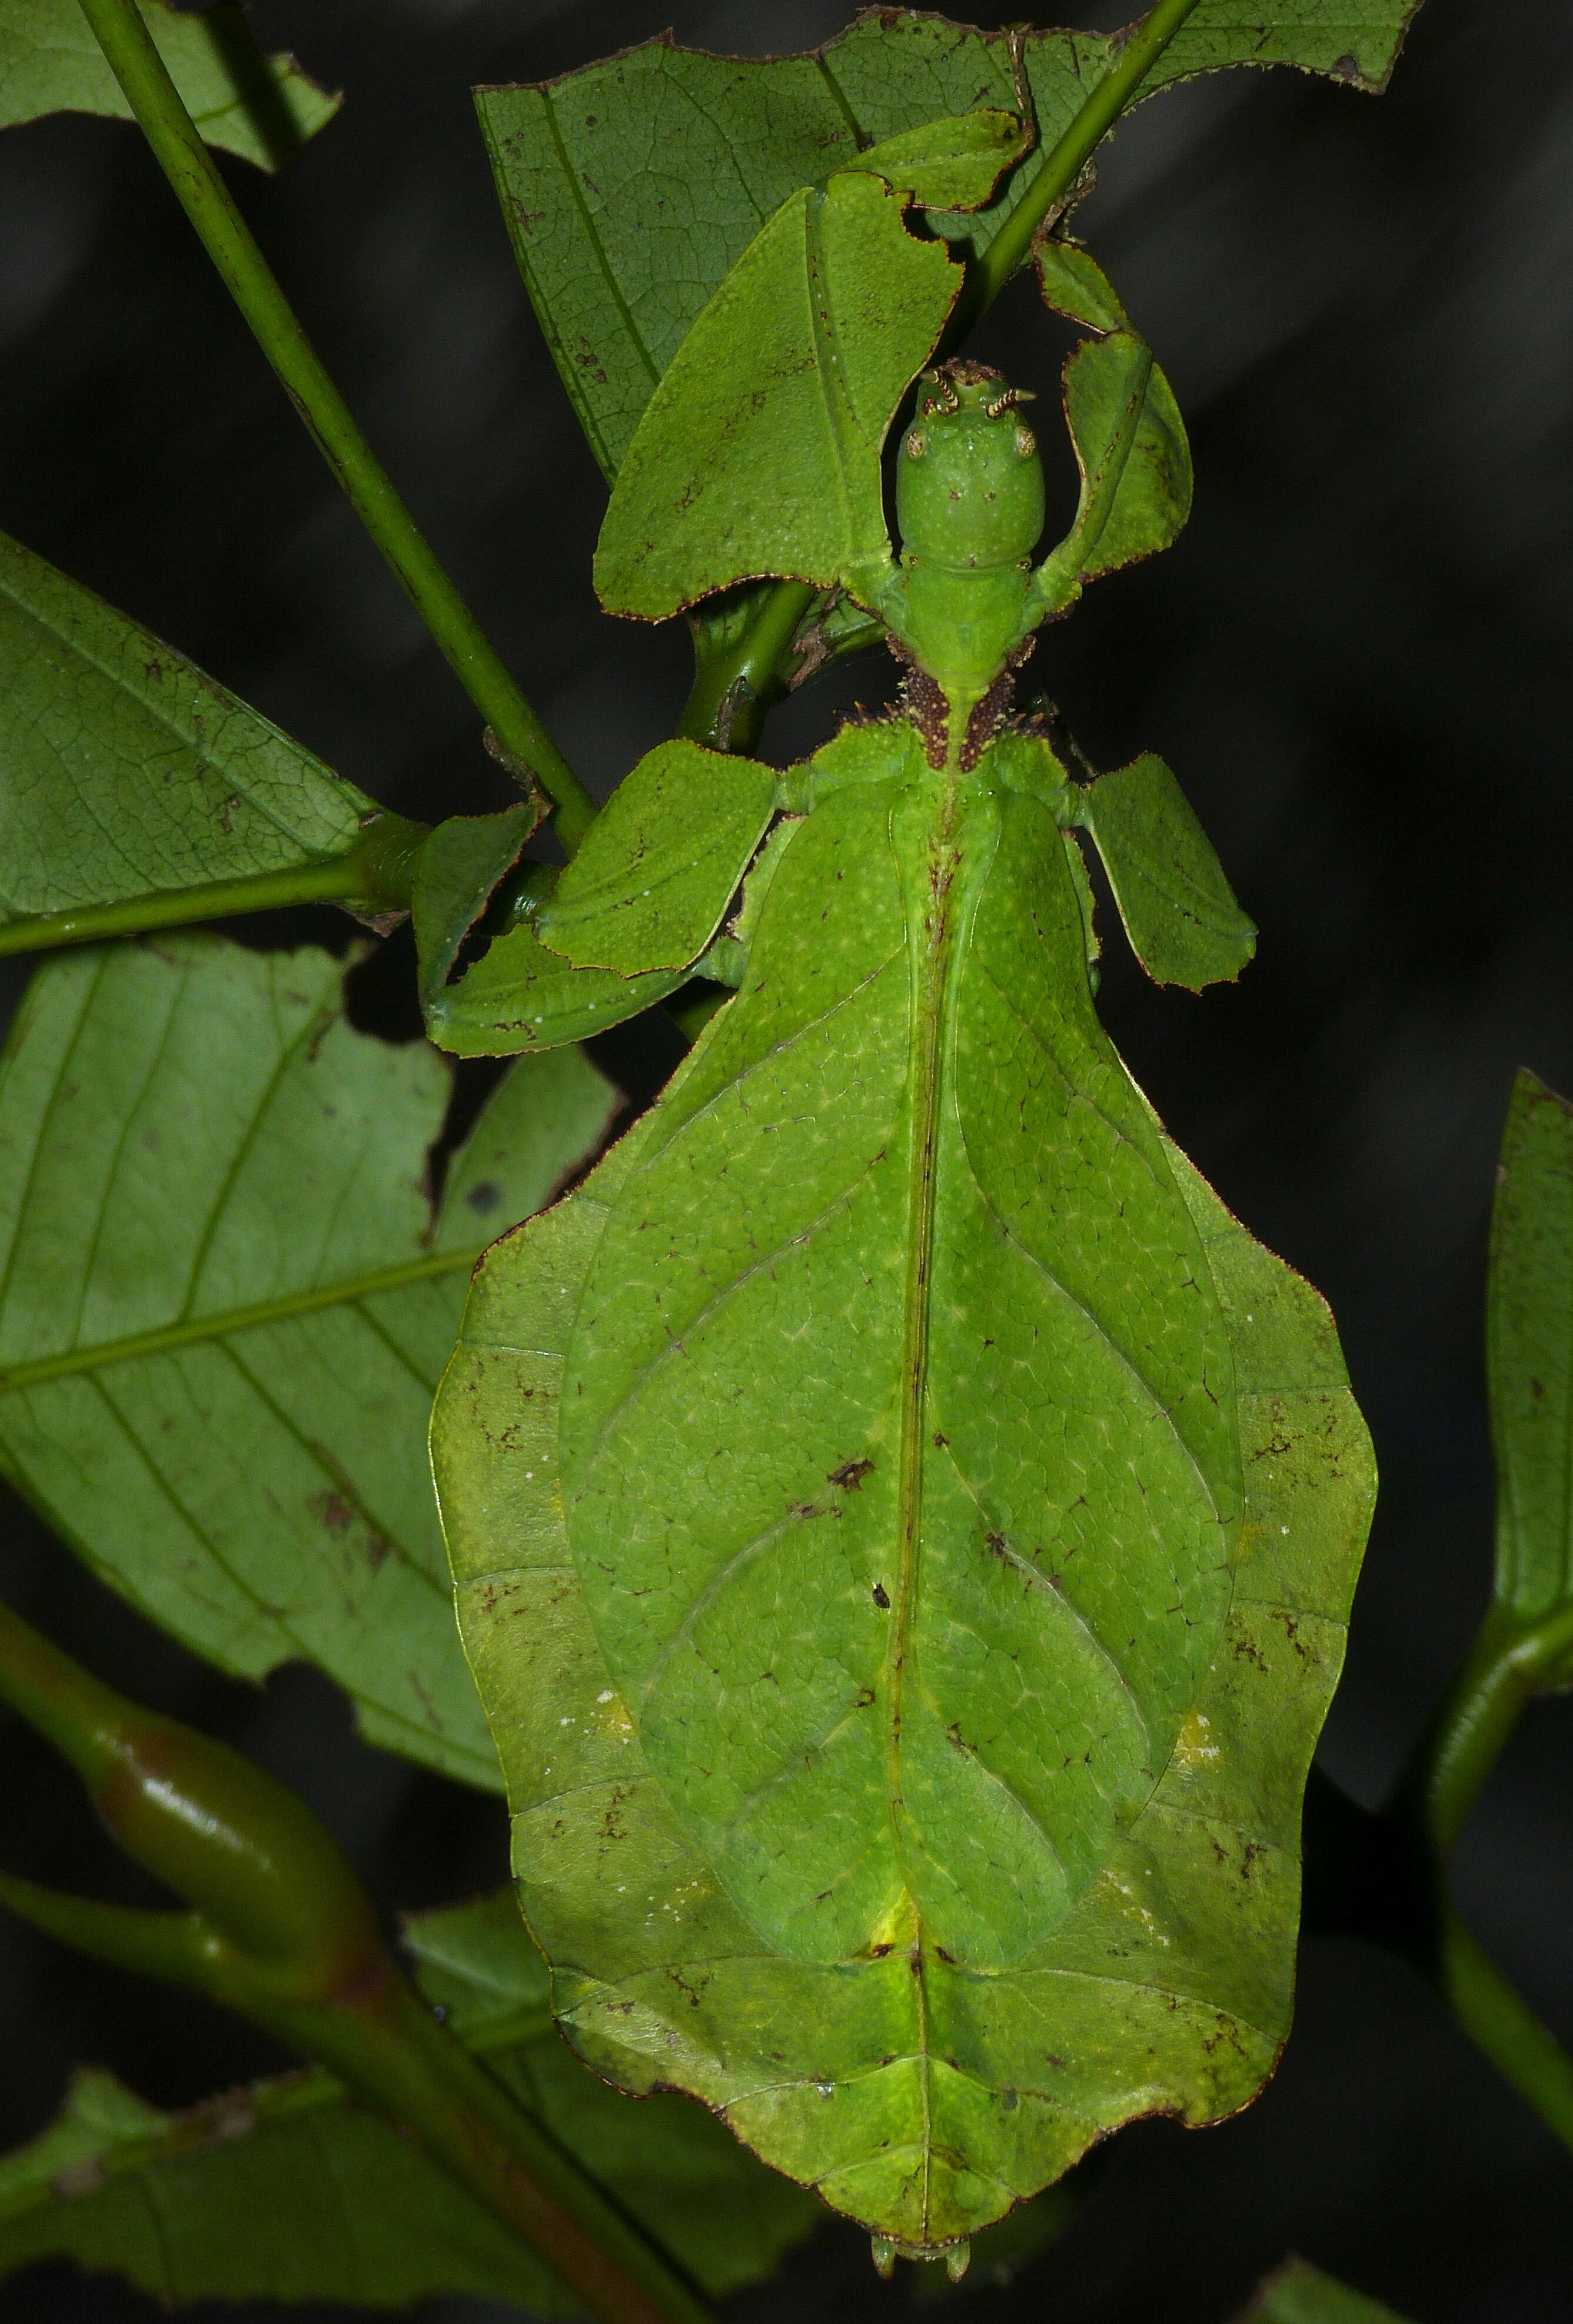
[888,640,950,767]
[1271,1610,1312,1661]
[829,1457,873,1491]
[960,666,1019,769]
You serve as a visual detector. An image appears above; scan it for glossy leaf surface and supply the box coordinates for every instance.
[480,6,1421,480]
[595,169,957,619]
[1077,753,1255,989]
[1488,1071,1573,1629]
[0,0,338,169]
[0,530,374,924]
[435,719,1374,2246]
[537,740,778,974]
[0,1892,817,2312]
[1238,2259,1414,2324]
[0,937,614,1784]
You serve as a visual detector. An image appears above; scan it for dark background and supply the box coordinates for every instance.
[1,1,1570,2318]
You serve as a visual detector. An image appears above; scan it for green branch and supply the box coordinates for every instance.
[677,0,1205,750]
[1440,1913,1573,2156]
[956,0,1206,325]
[1417,1605,1573,1855]
[1385,1598,1573,2150]
[75,0,596,852]
[0,1595,710,2324]
[0,812,429,961]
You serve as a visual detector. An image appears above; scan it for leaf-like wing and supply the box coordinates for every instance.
[1236,2258,1415,2324]
[412,805,540,1005]
[1487,1072,1573,1648]
[435,720,1373,2246]
[0,0,339,170]
[0,530,375,923]
[537,740,778,975]
[478,6,1421,478]
[0,1892,817,2312]
[840,107,1026,213]
[0,937,615,1785]
[425,921,684,1057]
[1033,244,1192,608]
[595,171,958,619]
[1076,753,1256,989]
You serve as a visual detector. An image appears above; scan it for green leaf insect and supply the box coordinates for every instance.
[434,237,1372,2258]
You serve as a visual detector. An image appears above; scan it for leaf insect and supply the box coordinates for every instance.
[435,225,1374,2263]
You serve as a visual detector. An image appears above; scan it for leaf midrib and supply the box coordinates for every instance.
[0,1242,486,1394]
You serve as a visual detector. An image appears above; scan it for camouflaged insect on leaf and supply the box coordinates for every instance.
[434,237,1374,2259]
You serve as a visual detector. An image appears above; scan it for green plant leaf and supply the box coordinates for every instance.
[434,717,1374,2249]
[1075,753,1255,989]
[1486,1071,1573,1638]
[0,529,377,925]
[0,1891,819,2312]
[478,5,1421,480]
[425,917,684,1058]
[594,168,959,619]
[537,740,779,975]
[0,0,339,171]
[0,935,615,1786]
[411,804,540,1006]
[1236,2258,1415,2323]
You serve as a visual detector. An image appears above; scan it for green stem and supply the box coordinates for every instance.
[677,0,1205,748]
[1440,1913,1573,2156]
[1414,1604,1573,1856]
[679,581,817,753]
[0,813,429,962]
[0,1597,711,2324]
[956,0,1205,327]
[75,0,596,852]
[267,1976,714,2324]
[1392,1598,1573,2152]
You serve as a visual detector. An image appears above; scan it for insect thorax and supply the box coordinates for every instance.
[886,362,1046,769]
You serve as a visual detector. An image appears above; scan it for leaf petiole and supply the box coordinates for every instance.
[0,810,430,959]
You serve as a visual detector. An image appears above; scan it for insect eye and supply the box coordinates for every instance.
[1015,427,1036,458]
[905,429,927,459]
